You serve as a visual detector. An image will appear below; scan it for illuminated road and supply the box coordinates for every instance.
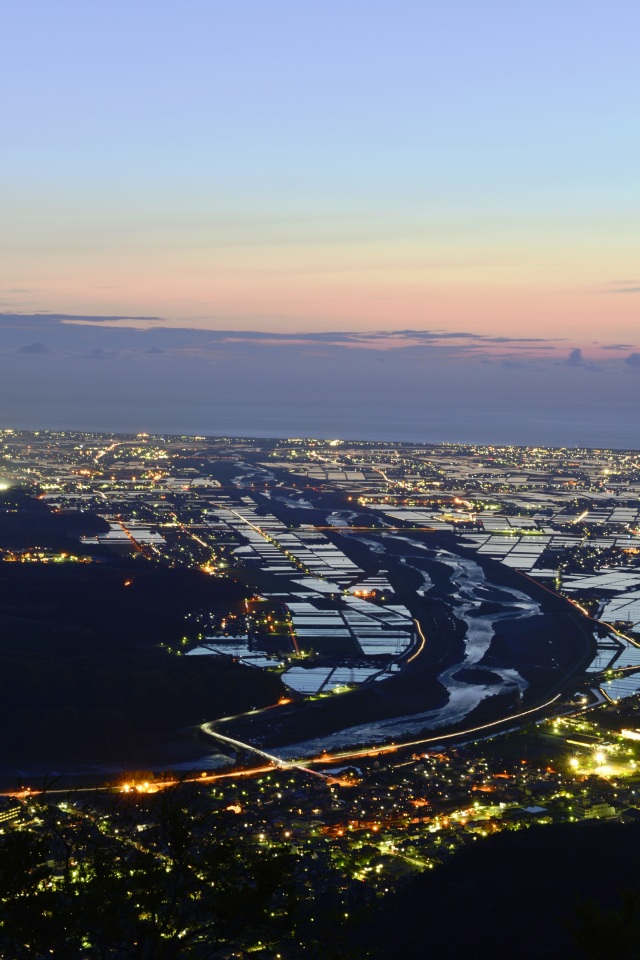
[200,723,327,780]
[0,690,568,800]
[405,618,427,663]
[114,517,143,552]
[518,568,640,651]
[295,692,563,766]
[200,724,288,768]
[170,512,209,548]
[200,692,563,774]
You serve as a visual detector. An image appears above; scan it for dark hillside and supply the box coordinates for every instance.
[0,488,109,552]
[366,821,640,960]
[0,562,284,768]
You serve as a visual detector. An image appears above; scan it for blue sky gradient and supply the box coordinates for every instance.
[0,2,638,442]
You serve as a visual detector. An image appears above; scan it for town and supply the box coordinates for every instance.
[2,430,640,955]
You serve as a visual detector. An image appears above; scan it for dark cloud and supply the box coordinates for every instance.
[355,329,560,345]
[17,342,53,355]
[203,329,563,350]
[0,313,638,449]
[42,313,162,323]
[0,315,564,347]
[0,314,610,378]
[0,312,161,329]
[77,347,117,360]
[600,343,634,350]
[565,348,585,366]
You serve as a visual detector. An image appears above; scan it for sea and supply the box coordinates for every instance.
[3,396,639,450]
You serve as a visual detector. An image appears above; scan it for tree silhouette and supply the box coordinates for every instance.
[0,784,366,959]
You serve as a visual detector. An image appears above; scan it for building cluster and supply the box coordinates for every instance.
[3,430,640,945]
[7,694,640,899]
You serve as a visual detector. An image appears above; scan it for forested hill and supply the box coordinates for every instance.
[0,561,284,767]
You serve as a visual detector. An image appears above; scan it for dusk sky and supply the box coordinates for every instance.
[1,1,639,445]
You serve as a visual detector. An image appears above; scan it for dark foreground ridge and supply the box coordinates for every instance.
[366,820,640,960]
